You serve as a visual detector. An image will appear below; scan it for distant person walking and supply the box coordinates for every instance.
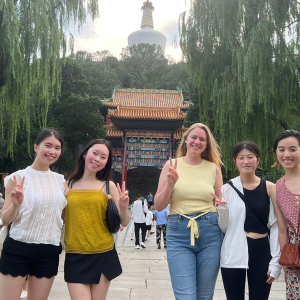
[147,192,154,205]
[145,204,153,240]
[132,193,148,249]
[155,208,168,249]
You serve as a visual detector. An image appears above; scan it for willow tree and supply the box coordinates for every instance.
[0,0,98,156]
[180,0,300,180]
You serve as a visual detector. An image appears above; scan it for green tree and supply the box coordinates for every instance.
[180,0,300,180]
[47,59,106,166]
[119,44,169,89]
[0,0,99,156]
[74,50,121,99]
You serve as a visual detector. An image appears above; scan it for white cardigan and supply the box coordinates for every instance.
[217,176,282,279]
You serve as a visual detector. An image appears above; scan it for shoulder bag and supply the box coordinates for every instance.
[278,215,300,268]
[106,180,121,234]
[227,181,270,235]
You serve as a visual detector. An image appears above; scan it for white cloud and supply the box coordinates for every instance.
[73,0,190,60]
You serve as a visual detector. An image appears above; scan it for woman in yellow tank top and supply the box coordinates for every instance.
[155,123,224,300]
[64,139,130,300]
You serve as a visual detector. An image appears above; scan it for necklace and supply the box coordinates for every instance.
[296,196,299,206]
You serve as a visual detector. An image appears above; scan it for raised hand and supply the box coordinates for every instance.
[167,158,179,188]
[117,181,129,210]
[11,175,25,208]
[210,188,227,207]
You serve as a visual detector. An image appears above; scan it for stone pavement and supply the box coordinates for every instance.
[48,219,286,300]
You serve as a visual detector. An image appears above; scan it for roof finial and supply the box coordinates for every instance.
[141,1,154,29]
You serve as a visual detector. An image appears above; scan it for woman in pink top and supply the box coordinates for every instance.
[270,130,300,300]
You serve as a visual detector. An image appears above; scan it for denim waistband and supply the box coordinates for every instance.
[169,211,217,220]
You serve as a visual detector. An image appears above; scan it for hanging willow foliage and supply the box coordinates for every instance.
[180,0,300,180]
[0,0,99,156]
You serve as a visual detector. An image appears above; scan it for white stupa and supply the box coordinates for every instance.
[128,1,167,53]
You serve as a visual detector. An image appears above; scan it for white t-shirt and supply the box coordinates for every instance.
[146,211,153,226]
[4,166,67,246]
[131,200,148,223]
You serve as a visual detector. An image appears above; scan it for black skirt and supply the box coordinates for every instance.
[64,247,122,284]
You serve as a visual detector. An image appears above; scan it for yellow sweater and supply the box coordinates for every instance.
[65,189,114,254]
[170,157,216,215]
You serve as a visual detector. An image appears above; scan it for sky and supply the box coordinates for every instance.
[73,0,191,61]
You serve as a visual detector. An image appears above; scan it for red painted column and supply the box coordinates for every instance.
[169,139,172,159]
[122,139,128,187]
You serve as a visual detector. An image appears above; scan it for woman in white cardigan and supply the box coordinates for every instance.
[213,141,281,300]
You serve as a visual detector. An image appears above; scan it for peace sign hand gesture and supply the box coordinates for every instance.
[11,175,25,208]
[167,158,179,188]
[211,188,227,207]
[117,181,129,210]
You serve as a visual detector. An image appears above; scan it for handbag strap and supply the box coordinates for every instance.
[227,181,270,234]
[106,180,112,200]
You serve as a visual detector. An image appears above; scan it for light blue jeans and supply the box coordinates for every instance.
[167,212,223,300]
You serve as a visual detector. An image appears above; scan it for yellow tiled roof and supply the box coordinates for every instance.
[105,126,123,138]
[102,88,189,109]
[108,106,186,120]
[173,128,187,140]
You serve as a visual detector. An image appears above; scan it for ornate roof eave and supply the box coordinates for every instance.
[173,128,187,141]
[101,88,189,109]
[108,107,186,121]
[104,125,124,138]
[109,118,184,131]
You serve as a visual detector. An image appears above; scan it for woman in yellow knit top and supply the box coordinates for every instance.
[64,139,130,300]
[155,123,224,300]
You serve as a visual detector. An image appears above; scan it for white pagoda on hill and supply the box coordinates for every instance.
[128,1,167,53]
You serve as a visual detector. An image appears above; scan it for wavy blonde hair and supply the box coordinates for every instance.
[176,123,223,169]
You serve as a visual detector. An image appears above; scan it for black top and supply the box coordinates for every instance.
[243,179,270,234]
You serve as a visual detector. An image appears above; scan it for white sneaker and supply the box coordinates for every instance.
[20,289,28,299]
[145,237,148,241]
[135,245,140,249]
[140,242,146,248]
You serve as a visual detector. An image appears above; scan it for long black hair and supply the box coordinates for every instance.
[68,139,113,188]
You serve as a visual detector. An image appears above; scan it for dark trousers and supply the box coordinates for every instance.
[221,236,272,300]
[156,224,167,247]
[134,222,146,246]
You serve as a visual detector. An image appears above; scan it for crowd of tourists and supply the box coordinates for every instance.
[0,124,300,300]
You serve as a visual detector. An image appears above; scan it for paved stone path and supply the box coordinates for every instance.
[48,219,286,299]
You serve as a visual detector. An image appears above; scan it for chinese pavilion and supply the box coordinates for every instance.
[102,87,189,197]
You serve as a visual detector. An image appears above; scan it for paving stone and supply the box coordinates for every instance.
[47,216,286,299]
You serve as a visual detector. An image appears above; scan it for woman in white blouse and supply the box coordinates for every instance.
[213,141,281,300]
[0,128,67,300]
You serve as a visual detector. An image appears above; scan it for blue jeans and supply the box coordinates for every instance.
[167,212,223,300]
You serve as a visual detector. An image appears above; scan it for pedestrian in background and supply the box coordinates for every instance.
[132,192,148,249]
[155,208,168,249]
[155,123,223,300]
[147,192,154,205]
[145,204,153,241]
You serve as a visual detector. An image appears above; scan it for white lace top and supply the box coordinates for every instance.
[4,166,67,246]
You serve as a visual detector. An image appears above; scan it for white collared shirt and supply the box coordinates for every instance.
[217,176,282,279]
